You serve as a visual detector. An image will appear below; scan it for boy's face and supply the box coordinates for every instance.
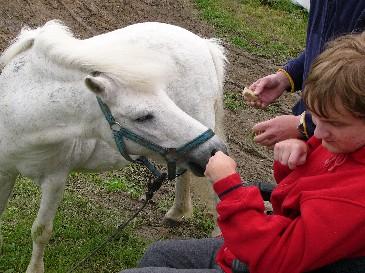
[312,105,365,154]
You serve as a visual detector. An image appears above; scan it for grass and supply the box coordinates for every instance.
[0,176,148,273]
[195,0,308,112]
[1,167,214,272]
[195,0,308,63]
[224,91,247,111]
[70,165,146,199]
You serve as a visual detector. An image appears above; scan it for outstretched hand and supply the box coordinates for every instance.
[274,139,308,170]
[245,71,290,108]
[204,151,237,183]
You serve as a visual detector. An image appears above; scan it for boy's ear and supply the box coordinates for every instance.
[85,73,106,96]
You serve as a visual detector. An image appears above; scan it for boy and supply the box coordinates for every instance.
[120,32,365,273]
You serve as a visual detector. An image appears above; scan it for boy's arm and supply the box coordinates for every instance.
[213,172,365,273]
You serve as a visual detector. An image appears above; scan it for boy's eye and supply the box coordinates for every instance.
[328,121,346,127]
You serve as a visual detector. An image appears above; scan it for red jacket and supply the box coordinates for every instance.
[213,137,365,273]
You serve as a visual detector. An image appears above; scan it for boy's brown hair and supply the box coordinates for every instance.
[303,32,365,119]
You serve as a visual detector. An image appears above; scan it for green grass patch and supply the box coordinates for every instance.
[189,207,215,234]
[70,164,146,199]
[195,0,307,63]
[0,176,148,273]
[224,91,247,111]
[1,171,214,272]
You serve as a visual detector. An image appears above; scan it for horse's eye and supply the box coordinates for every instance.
[135,114,154,123]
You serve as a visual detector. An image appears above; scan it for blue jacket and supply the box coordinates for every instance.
[284,0,365,137]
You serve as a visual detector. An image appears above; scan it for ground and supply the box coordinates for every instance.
[0,0,297,239]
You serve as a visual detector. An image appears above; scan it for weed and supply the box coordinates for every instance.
[224,91,247,111]
[190,207,215,234]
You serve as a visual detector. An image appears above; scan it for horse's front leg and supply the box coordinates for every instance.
[0,170,17,253]
[189,176,220,236]
[26,172,68,273]
[163,170,221,236]
[163,170,193,225]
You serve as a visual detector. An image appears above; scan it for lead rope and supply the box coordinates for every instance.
[65,172,167,273]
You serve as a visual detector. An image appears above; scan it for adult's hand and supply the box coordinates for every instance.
[245,71,291,108]
[204,151,237,183]
[253,115,301,147]
[274,139,308,170]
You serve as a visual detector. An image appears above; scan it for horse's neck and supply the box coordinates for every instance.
[5,51,105,135]
[31,50,87,82]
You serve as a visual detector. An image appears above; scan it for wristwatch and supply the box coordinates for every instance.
[297,112,309,140]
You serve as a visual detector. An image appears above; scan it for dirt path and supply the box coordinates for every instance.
[0,0,296,238]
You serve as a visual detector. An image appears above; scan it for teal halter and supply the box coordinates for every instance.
[96,97,215,180]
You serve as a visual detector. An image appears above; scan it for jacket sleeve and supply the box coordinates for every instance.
[283,51,305,91]
[213,172,365,273]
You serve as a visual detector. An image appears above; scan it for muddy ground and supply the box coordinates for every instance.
[0,0,298,242]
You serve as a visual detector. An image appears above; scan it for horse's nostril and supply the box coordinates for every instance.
[211,148,229,156]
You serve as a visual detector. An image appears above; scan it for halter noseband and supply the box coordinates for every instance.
[96,97,215,180]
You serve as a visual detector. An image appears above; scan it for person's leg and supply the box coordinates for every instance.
[139,237,223,270]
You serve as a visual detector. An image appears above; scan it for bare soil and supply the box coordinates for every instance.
[0,0,297,240]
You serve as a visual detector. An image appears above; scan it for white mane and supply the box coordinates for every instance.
[0,20,172,90]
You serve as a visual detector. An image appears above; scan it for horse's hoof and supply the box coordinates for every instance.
[162,217,183,227]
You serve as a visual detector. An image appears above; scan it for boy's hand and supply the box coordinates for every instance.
[204,151,237,183]
[274,139,308,170]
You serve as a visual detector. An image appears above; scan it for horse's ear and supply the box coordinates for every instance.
[85,75,105,95]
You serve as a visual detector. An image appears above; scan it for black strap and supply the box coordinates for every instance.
[232,259,249,273]
[257,182,276,201]
[218,183,243,198]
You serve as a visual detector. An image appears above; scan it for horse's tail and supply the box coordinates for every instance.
[205,38,227,93]
[0,20,72,69]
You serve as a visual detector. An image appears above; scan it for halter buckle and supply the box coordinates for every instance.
[110,122,122,131]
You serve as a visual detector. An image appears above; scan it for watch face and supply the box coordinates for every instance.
[297,123,307,140]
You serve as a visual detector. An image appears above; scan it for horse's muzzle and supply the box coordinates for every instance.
[187,142,228,177]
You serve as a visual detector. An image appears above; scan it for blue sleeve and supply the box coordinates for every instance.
[353,9,365,33]
[283,51,305,91]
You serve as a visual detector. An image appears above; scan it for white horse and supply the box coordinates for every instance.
[0,20,227,273]
[291,0,310,11]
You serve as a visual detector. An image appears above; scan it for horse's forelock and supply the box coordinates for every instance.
[87,50,172,92]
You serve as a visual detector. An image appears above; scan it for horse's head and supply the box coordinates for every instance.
[85,72,227,177]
